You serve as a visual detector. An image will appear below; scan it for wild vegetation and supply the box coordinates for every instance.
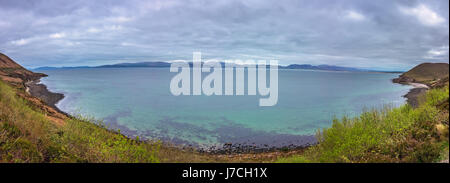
[3,76,447,163]
[277,84,449,163]
[0,80,162,162]
[0,79,256,162]
[393,63,449,85]
[2,74,449,163]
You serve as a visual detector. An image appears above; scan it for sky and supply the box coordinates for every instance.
[0,0,448,71]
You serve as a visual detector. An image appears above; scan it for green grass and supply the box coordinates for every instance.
[51,116,160,163]
[1,80,159,162]
[278,85,449,163]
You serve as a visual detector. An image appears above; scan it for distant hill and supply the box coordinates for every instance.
[0,53,24,69]
[35,61,384,72]
[279,64,369,72]
[0,53,46,83]
[393,63,449,86]
[97,62,171,68]
[33,66,91,70]
[401,63,449,82]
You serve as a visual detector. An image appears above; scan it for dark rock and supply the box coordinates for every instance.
[26,80,65,112]
[403,88,428,108]
[392,76,414,84]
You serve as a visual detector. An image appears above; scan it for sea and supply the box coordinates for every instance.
[39,67,412,149]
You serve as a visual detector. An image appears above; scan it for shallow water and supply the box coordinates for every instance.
[40,68,411,148]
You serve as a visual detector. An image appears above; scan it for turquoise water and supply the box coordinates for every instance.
[40,68,412,148]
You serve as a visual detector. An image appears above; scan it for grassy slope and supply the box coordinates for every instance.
[0,79,300,163]
[0,80,227,162]
[2,77,448,163]
[277,84,449,163]
[0,80,161,162]
[2,63,449,163]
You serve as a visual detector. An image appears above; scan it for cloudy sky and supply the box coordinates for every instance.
[0,0,448,71]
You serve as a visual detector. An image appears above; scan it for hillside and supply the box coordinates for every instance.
[278,80,449,163]
[0,52,214,162]
[0,53,46,84]
[393,63,449,86]
[277,62,449,163]
[392,62,449,108]
[1,53,158,162]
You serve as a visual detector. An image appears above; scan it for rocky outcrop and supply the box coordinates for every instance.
[25,80,65,110]
[393,63,449,86]
[0,53,47,83]
[393,63,449,108]
[392,76,415,84]
[403,88,428,108]
[0,52,67,124]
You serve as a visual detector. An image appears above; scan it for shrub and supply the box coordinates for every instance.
[278,85,449,163]
[1,80,159,162]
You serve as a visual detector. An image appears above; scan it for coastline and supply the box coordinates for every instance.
[16,67,448,162]
[26,72,414,155]
[402,82,430,108]
[26,73,420,154]
[25,78,67,115]
[27,75,315,154]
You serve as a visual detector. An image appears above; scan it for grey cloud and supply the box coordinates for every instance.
[0,0,448,71]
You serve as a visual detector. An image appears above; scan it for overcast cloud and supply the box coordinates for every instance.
[0,0,448,70]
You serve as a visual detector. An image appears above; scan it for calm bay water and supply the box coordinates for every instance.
[40,68,411,148]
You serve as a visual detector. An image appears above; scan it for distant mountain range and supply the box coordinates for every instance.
[279,64,367,72]
[33,62,171,70]
[33,61,402,73]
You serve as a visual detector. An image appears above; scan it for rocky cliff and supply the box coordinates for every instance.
[0,52,66,121]
[393,62,449,108]
[0,53,47,84]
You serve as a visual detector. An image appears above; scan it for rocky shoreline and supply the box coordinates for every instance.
[26,75,316,155]
[25,79,67,115]
[392,63,449,108]
[402,87,428,108]
[26,72,426,155]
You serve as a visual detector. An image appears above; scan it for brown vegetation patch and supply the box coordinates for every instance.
[0,75,23,83]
